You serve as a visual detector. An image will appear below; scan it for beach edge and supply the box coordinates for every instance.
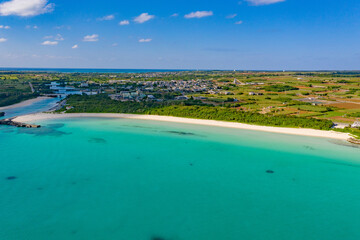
[13,113,351,140]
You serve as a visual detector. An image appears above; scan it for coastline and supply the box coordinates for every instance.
[14,113,351,140]
[0,97,52,111]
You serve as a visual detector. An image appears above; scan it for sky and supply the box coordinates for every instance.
[0,0,359,70]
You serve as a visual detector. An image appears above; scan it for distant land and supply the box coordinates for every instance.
[1,68,360,74]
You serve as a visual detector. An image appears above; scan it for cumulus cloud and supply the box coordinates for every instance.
[0,25,11,29]
[83,34,99,42]
[72,44,78,49]
[134,13,154,23]
[42,40,58,45]
[245,0,285,6]
[139,38,152,43]
[185,11,213,19]
[119,20,129,25]
[0,0,54,17]
[97,14,114,21]
[0,37,7,42]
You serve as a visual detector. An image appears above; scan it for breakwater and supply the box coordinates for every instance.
[0,118,40,128]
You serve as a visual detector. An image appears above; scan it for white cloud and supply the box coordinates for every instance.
[72,44,78,49]
[134,13,155,23]
[119,20,129,25]
[26,25,38,29]
[226,14,237,19]
[97,14,114,21]
[0,25,11,29]
[83,34,99,42]
[245,0,285,6]
[0,0,54,17]
[54,34,64,41]
[235,20,243,24]
[43,34,63,41]
[139,38,152,43]
[171,13,179,17]
[112,43,118,47]
[55,25,71,30]
[0,37,7,42]
[185,11,213,19]
[42,40,58,45]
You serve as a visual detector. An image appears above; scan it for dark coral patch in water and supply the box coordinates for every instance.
[266,170,275,174]
[165,131,197,136]
[304,146,315,151]
[329,140,360,149]
[47,123,65,129]
[151,237,166,240]
[88,138,107,144]
[17,127,70,137]
[6,176,17,180]
[321,161,360,169]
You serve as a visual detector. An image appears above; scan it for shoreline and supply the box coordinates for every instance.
[0,97,53,111]
[14,113,351,140]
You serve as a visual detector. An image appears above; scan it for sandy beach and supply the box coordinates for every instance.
[0,97,52,111]
[14,113,351,140]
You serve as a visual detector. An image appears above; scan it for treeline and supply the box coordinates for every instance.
[264,85,299,92]
[0,93,39,107]
[65,95,334,130]
[147,106,334,130]
[65,94,209,113]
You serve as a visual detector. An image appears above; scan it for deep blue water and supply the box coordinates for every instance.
[0,68,191,73]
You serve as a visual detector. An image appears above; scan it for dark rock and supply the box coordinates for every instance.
[6,176,17,180]
[0,112,4,117]
[151,237,165,240]
[266,170,274,174]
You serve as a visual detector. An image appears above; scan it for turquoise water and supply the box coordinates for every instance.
[1,117,360,240]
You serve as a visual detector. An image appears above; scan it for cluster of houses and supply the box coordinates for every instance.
[109,79,216,102]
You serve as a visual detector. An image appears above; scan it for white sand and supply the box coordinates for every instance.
[14,113,351,140]
[0,97,52,111]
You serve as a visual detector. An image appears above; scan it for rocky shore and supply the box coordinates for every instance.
[348,138,360,145]
[0,118,40,128]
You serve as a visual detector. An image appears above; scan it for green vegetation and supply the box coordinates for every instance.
[0,93,39,107]
[349,112,360,118]
[264,85,299,92]
[65,95,334,130]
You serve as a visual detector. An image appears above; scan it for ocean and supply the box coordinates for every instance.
[1,99,360,240]
[0,68,191,73]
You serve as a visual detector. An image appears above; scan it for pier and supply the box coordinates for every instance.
[0,118,40,128]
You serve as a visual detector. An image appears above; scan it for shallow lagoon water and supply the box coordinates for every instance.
[1,117,360,240]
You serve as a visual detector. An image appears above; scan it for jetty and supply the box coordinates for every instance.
[0,118,40,128]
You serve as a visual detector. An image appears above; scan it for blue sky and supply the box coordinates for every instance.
[0,0,359,70]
